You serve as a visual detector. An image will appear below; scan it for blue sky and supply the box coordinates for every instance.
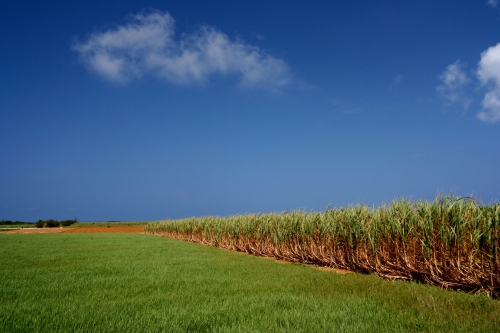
[1,1,500,221]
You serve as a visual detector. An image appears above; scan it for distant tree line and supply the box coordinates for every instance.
[0,220,34,225]
[35,218,78,228]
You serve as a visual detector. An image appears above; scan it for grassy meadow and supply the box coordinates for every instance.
[1,232,499,332]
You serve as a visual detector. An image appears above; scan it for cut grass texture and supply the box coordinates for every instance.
[146,196,500,297]
[1,233,499,332]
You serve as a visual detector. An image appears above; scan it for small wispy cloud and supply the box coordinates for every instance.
[388,74,403,90]
[437,61,471,109]
[477,43,500,123]
[73,9,293,90]
[330,98,361,114]
[487,0,498,8]
[251,32,265,40]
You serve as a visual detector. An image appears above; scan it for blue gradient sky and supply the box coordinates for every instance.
[2,1,500,221]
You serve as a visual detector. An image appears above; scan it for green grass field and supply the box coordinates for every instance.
[1,232,499,332]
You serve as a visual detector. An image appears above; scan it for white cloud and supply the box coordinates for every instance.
[477,43,500,123]
[437,61,471,108]
[477,43,500,86]
[73,10,293,90]
[487,0,498,8]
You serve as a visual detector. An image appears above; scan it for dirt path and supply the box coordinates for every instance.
[1,227,144,234]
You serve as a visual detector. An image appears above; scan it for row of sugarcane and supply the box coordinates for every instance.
[145,196,500,297]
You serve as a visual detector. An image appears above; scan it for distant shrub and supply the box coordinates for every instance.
[35,219,59,228]
[35,218,77,228]
[35,220,46,228]
[60,219,77,226]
